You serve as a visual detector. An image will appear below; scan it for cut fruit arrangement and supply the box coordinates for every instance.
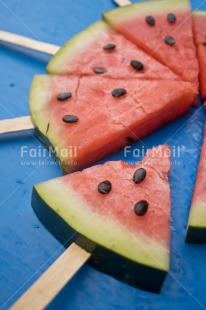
[1,0,206,308]
[30,0,199,174]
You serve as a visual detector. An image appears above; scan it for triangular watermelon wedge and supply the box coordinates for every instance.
[103,0,199,86]
[186,124,206,243]
[29,75,196,173]
[193,11,206,99]
[32,145,171,292]
[47,20,178,80]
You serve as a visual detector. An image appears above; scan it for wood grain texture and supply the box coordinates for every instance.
[0,31,59,55]
[11,243,91,310]
[0,116,34,134]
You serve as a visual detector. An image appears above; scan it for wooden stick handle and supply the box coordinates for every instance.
[0,1,131,56]
[113,0,131,6]
[11,243,91,310]
[0,31,59,55]
[0,116,34,134]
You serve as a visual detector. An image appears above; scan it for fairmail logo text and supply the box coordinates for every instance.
[20,145,78,158]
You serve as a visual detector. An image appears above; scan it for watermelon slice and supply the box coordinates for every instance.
[29,74,196,173]
[47,20,179,80]
[193,11,206,99]
[32,144,171,292]
[103,0,199,86]
[186,125,206,243]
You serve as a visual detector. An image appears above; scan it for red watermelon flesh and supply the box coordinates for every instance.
[32,145,171,292]
[30,75,196,174]
[186,124,206,243]
[193,11,206,45]
[47,21,178,81]
[193,11,206,99]
[103,0,199,86]
[67,145,171,245]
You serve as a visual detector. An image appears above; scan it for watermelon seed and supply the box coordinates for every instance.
[62,115,79,123]
[134,200,149,216]
[112,88,127,97]
[126,137,135,143]
[145,16,155,26]
[98,180,112,194]
[133,168,146,184]
[130,60,144,71]
[46,122,50,134]
[164,35,175,46]
[93,67,107,74]
[103,43,116,50]
[57,92,72,101]
[167,13,176,23]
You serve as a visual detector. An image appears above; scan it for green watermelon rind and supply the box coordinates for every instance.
[32,181,168,293]
[186,203,206,243]
[193,10,206,16]
[29,75,64,171]
[32,186,167,293]
[33,178,169,273]
[46,21,108,75]
[103,0,190,25]
[29,75,52,134]
[186,226,206,243]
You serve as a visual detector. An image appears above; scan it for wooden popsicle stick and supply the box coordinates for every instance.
[0,116,34,134]
[0,1,131,57]
[113,0,131,5]
[0,30,59,55]
[11,243,91,310]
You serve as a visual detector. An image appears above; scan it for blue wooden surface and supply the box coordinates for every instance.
[0,0,206,309]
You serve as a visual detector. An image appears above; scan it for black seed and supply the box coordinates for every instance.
[103,43,116,50]
[146,16,155,26]
[112,88,127,97]
[98,180,112,194]
[134,200,149,216]
[133,168,147,184]
[126,137,135,143]
[167,13,176,23]
[93,67,107,74]
[46,122,50,134]
[57,92,72,101]
[130,60,144,71]
[164,35,175,45]
[62,115,79,123]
